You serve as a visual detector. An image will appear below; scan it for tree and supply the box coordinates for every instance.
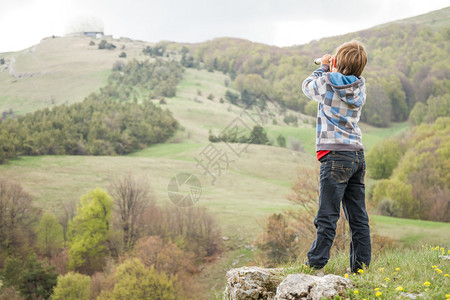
[37,213,63,261]
[97,258,178,300]
[277,134,287,148]
[57,199,76,247]
[304,101,317,117]
[0,179,40,263]
[51,272,90,300]
[98,40,116,50]
[224,90,240,105]
[134,236,196,276]
[361,83,392,127]
[240,89,255,107]
[256,213,298,265]
[140,205,222,262]
[109,175,154,251]
[249,125,269,145]
[366,138,404,179]
[409,102,427,125]
[68,188,113,275]
[18,255,58,300]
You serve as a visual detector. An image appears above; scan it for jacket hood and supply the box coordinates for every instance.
[326,72,366,107]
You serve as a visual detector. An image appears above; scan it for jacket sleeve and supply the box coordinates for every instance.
[302,64,329,103]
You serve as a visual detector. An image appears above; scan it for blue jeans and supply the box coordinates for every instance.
[307,150,371,273]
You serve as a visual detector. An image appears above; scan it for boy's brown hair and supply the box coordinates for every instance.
[335,40,367,78]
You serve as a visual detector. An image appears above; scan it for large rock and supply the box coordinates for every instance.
[275,274,352,300]
[225,267,352,300]
[224,266,284,300]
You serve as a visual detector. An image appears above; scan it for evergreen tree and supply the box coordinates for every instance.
[249,125,269,145]
[19,255,58,300]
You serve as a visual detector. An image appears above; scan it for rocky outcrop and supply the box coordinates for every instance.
[275,274,352,300]
[225,267,353,300]
[225,266,284,300]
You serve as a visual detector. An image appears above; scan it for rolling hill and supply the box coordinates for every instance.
[0,6,449,299]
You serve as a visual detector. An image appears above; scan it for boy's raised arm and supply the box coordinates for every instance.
[301,64,329,103]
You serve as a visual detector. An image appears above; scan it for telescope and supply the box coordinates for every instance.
[314,58,331,65]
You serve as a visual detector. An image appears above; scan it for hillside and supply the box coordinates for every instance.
[0,7,449,300]
[0,65,446,299]
[0,36,150,114]
[375,6,450,30]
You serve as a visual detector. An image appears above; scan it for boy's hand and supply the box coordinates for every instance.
[321,54,332,66]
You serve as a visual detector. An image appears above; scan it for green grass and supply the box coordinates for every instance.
[266,125,316,154]
[0,36,150,114]
[128,142,207,160]
[361,122,409,151]
[277,246,450,299]
[371,215,450,247]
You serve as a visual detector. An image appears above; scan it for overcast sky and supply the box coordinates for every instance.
[0,0,449,53]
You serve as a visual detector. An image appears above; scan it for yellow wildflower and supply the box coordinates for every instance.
[446,294,450,298]
[379,268,385,272]
[354,290,359,295]
[344,273,349,279]
[376,291,383,297]
[375,288,380,291]
[435,268,443,274]
[396,286,404,291]
[395,268,400,271]
[423,281,430,287]
[434,246,439,250]
[358,269,364,274]
[448,250,450,254]
[432,265,437,268]
[444,273,449,277]
[385,277,390,282]
[393,272,397,275]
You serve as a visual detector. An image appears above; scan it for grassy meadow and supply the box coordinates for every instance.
[0,36,150,114]
[0,37,448,298]
[275,246,450,299]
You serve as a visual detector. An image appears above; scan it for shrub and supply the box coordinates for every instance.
[277,134,287,147]
[98,40,116,50]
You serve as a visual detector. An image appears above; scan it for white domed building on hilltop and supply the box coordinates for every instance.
[65,15,104,38]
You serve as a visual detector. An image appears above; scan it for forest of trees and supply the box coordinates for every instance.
[0,175,222,299]
[367,116,449,221]
[169,22,450,127]
[0,59,183,163]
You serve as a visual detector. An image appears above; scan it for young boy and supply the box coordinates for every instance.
[301,40,371,273]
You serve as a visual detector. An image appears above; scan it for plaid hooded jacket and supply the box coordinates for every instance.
[302,64,366,151]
